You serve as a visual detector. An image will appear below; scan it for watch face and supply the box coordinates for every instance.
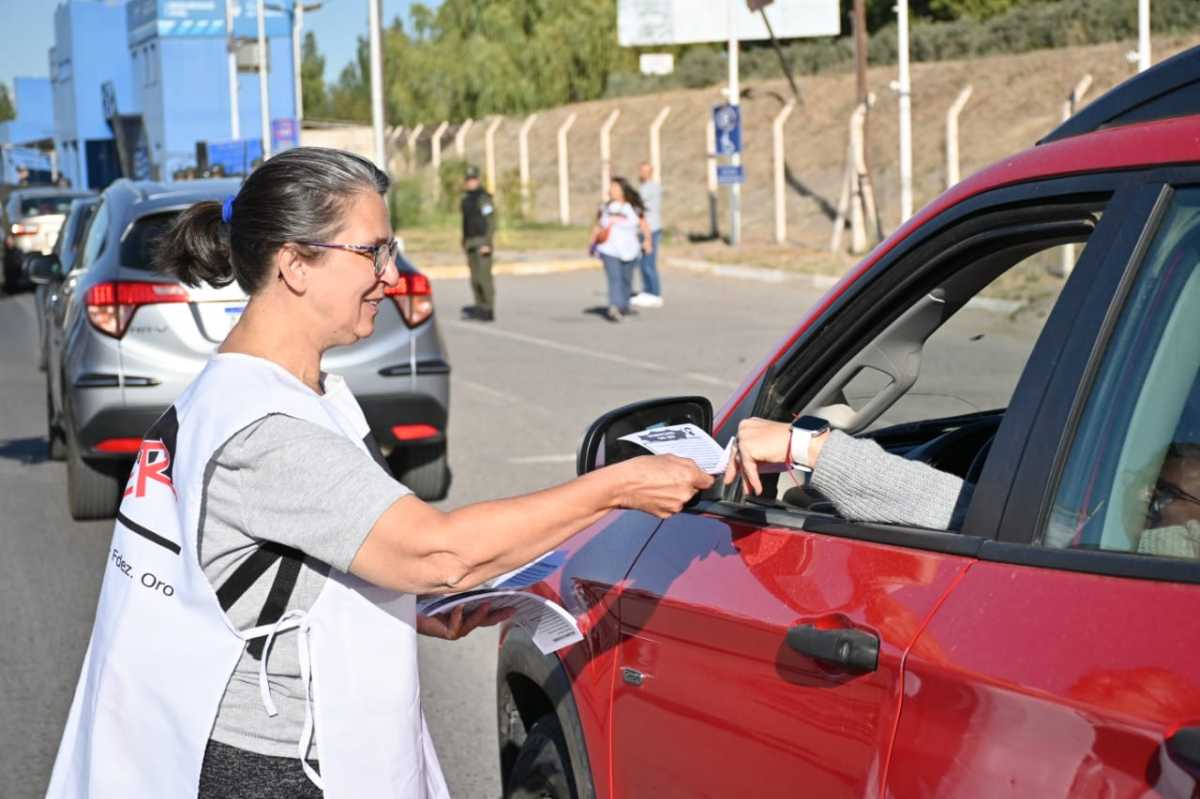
[792,415,830,433]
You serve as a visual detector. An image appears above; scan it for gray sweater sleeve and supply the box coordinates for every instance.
[809,430,974,531]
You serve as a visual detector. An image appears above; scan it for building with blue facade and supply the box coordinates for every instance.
[47,0,296,189]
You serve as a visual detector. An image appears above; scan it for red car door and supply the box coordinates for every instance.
[605,174,1138,798]
[887,180,1200,796]
[610,509,974,798]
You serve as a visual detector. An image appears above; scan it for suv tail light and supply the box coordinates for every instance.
[86,281,189,338]
[384,271,433,328]
[11,223,38,236]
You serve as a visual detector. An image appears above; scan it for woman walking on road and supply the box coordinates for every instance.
[591,176,653,322]
[46,147,711,799]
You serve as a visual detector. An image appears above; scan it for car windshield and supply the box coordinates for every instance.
[120,211,181,270]
[19,195,79,216]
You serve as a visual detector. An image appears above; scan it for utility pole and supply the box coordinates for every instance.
[727,0,741,246]
[257,0,271,158]
[895,0,913,222]
[1138,0,1151,72]
[226,0,240,139]
[852,0,881,239]
[367,0,386,170]
[267,1,324,124]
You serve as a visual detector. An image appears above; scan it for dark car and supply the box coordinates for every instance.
[496,47,1200,798]
[27,196,99,372]
[45,178,451,520]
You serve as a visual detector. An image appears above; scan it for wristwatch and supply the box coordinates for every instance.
[788,416,831,472]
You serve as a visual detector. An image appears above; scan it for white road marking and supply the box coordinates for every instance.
[453,376,557,416]
[506,454,577,464]
[445,321,738,389]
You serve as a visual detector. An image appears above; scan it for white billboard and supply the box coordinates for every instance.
[618,0,841,47]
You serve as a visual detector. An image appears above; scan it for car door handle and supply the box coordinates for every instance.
[1166,726,1200,778]
[786,624,880,672]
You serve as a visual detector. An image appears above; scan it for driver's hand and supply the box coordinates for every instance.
[723,418,791,496]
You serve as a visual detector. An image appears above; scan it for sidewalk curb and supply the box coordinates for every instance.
[425,254,1025,315]
[425,259,599,280]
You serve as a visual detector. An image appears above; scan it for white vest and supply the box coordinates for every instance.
[46,353,450,798]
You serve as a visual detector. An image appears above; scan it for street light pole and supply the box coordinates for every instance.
[293,2,304,122]
[368,0,386,170]
[226,0,240,139]
[257,0,272,158]
[1138,0,1151,72]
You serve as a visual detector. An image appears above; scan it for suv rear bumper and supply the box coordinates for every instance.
[358,391,448,450]
[76,391,449,461]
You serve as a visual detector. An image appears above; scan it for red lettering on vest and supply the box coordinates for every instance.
[123,441,174,499]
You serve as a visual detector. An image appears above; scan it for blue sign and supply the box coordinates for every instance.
[717,165,744,185]
[271,118,299,152]
[127,0,289,44]
[713,104,741,156]
[206,138,263,176]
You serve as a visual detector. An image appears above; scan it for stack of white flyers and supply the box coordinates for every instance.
[417,549,583,655]
[618,422,789,475]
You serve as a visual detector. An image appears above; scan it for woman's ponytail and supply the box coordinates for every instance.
[154,200,236,288]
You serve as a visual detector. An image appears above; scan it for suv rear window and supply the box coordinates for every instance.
[19,195,78,216]
[120,211,180,270]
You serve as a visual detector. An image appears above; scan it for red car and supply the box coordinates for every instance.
[497,47,1200,798]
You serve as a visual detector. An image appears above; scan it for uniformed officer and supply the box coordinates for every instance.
[460,165,497,322]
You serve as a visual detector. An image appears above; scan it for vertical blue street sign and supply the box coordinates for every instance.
[713,104,741,156]
[271,118,300,153]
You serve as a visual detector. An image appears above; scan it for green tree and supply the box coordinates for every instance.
[0,83,15,123]
[300,31,329,119]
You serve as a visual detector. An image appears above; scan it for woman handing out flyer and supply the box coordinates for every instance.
[46,148,711,799]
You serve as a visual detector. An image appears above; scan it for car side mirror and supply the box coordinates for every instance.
[27,254,60,285]
[577,396,713,476]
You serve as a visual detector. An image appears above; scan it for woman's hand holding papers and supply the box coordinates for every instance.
[417,602,515,641]
[619,455,714,518]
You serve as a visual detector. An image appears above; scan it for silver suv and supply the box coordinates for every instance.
[43,178,451,520]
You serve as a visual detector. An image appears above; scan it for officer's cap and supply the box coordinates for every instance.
[464,165,481,179]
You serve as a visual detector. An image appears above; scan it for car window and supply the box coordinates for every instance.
[853,244,1080,431]
[78,202,110,271]
[19,195,78,216]
[119,211,180,270]
[1042,187,1200,561]
[755,195,1111,530]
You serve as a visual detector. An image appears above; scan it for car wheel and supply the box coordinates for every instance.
[65,428,124,520]
[505,713,576,799]
[46,387,65,461]
[389,441,451,501]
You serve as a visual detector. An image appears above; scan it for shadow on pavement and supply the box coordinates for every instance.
[0,437,50,465]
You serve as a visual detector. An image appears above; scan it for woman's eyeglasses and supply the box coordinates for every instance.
[1148,478,1200,523]
[296,238,399,278]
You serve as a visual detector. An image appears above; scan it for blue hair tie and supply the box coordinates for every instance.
[221,195,236,224]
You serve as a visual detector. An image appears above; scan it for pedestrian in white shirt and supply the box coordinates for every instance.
[591,176,653,322]
[632,162,664,308]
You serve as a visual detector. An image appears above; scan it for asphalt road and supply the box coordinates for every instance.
[0,265,1035,798]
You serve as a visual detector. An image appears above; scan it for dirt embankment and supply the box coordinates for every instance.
[420,34,1199,252]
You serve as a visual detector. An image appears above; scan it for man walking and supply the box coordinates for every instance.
[632,161,664,308]
[460,165,497,321]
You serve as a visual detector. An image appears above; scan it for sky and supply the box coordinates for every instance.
[0,0,428,98]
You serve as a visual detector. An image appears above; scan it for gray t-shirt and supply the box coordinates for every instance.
[640,180,663,232]
[199,414,409,758]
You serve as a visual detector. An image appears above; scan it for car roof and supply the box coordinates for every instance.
[101,177,243,221]
[9,187,95,200]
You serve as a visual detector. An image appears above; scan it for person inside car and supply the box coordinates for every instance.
[725,417,1200,560]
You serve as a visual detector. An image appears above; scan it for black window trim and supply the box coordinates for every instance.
[984,165,1200,585]
[690,499,987,558]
